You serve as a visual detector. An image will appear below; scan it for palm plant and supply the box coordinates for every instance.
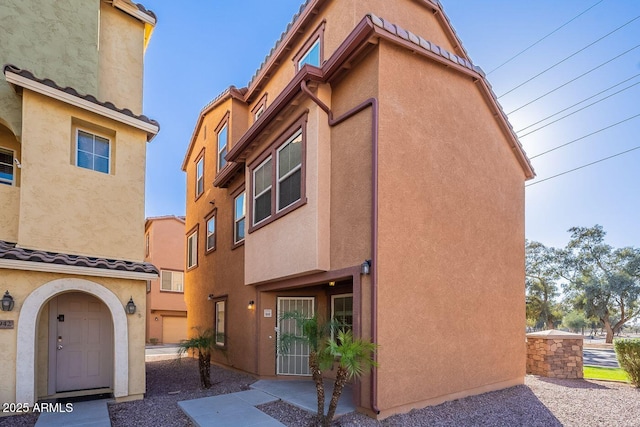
[176,327,222,389]
[279,312,377,426]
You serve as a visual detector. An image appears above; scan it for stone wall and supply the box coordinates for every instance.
[526,330,583,379]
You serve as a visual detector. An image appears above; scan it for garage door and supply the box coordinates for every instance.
[162,316,187,344]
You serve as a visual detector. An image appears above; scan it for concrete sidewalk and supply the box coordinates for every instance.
[35,399,111,427]
[145,344,186,362]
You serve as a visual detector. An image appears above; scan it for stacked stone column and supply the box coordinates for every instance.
[526,330,583,379]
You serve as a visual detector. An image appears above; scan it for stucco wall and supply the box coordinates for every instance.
[374,41,526,415]
[244,98,331,285]
[17,91,147,261]
[0,269,146,405]
[98,3,145,114]
[0,0,100,137]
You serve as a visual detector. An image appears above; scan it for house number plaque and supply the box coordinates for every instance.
[0,320,14,329]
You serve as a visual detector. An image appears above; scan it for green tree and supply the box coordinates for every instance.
[279,313,377,427]
[176,327,223,389]
[563,310,587,333]
[526,240,564,329]
[557,225,640,343]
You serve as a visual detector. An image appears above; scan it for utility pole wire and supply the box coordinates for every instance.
[518,81,640,138]
[526,145,640,187]
[507,43,640,115]
[516,73,640,133]
[498,14,640,98]
[529,112,640,159]
[487,0,605,75]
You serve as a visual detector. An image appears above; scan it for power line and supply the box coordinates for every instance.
[516,73,640,133]
[487,0,605,75]
[507,43,640,115]
[525,145,640,187]
[529,112,640,159]
[518,80,640,138]
[498,14,640,98]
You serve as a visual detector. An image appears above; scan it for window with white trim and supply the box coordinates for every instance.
[277,131,302,211]
[76,130,110,174]
[187,230,198,268]
[234,192,245,244]
[0,148,15,186]
[161,270,184,292]
[255,105,265,121]
[206,215,216,251]
[253,157,272,224]
[196,157,204,197]
[217,123,228,172]
[215,299,226,346]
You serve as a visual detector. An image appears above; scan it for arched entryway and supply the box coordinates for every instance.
[16,278,129,404]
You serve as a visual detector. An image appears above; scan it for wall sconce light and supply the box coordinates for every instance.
[125,297,137,315]
[1,290,15,311]
[154,317,159,321]
[329,281,335,287]
[247,300,255,310]
[208,294,215,301]
[361,260,371,275]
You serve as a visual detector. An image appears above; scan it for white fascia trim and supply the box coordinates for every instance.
[111,0,156,26]
[0,258,158,281]
[4,71,159,136]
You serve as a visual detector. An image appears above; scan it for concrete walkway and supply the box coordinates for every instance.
[179,379,355,427]
[179,390,284,427]
[35,399,111,427]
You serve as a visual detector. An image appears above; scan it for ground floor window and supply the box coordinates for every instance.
[215,299,226,347]
[331,293,353,339]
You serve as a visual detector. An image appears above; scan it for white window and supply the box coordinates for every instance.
[0,148,15,186]
[196,157,204,197]
[206,216,216,251]
[331,294,353,340]
[277,131,302,211]
[255,105,265,121]
[76,130,110,174]
[187,230,198,268]
[234,192,245,244]
[215,300,226,346]
[253,157,272,224]
[297,38,320,69]
[218,123,228,172]
[161,270,184,292]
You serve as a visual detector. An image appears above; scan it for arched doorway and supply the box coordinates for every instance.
[16,278,129,404]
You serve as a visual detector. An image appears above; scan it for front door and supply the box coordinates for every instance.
[53,293,113,392]
[276,297,314,376]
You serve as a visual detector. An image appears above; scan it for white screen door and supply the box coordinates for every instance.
[276,297,314,375]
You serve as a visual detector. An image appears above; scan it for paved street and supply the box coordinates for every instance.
[583,348,619,368]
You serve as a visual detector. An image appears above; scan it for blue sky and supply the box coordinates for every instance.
[142,0,639,250]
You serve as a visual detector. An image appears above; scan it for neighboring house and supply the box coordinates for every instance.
[0,0,158,408]
[144,216,187,344]
[182,0,534,419]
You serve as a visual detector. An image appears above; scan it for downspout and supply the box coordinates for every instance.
[300,80,380,415]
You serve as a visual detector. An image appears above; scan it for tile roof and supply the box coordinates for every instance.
[134,2,156,21]
[0,240,158,275]
[3,64,160,132]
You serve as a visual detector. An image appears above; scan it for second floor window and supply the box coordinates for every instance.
[196,157,204,197]
[77,130,110,174]
[277,132,302,210]
[217,123,228,172]
[0,148,14,186]
[206,215,216,251]
[187,230,198,268]
[161,270,184,292]
[234,192,245,244]
[298,38,320,69]
[253,158,272,224]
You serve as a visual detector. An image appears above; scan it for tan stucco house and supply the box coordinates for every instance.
[182,0,534,419]
[0,0,158,408]
[144,216,187,344]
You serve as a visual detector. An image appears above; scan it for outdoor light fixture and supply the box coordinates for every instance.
[329,281,335,287]
[1,290,15,311]
[361,260,371,275]
[125,297,136,315]
[208,294,215,300]
[248,300,255,310]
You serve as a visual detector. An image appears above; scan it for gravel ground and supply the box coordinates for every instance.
[1,360,638,427]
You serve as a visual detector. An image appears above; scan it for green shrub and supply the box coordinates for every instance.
[614,338,640,387]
